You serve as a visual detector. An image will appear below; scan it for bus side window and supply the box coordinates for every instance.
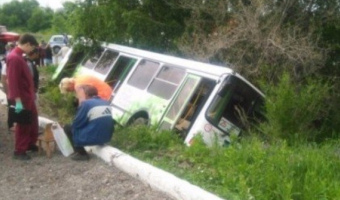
[127,60,160,90]
[148,65,185,100]
[94,50,119,75]
[106,56,137,90]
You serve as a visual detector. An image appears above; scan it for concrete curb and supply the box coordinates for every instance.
[86,145,225,200]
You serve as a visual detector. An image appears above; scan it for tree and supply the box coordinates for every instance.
[70,0,188,52]
[0,0,40,29]
[27,7,53,32]
[175,0,327,83]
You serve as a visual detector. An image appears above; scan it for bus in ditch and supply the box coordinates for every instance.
[54,43,265,146]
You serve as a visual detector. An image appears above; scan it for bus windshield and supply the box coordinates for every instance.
[206,75,264,135]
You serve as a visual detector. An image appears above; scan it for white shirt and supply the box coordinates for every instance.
[1,62,6,76]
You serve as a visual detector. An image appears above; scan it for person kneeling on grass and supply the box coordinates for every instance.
[59,75,112,102]
[64,85,114,161]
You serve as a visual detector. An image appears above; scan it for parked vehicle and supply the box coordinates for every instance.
[48,34,71,54]
[0,25,20,54]
[54,43,265,146]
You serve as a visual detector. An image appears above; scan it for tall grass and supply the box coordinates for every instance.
[113,127,340,200]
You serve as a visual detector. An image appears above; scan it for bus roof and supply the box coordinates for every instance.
[104,43,234,78]
[103,43,264,97]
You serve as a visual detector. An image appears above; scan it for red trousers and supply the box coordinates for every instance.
[14,100,38,153]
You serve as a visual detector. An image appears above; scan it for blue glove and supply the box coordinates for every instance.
[15,101,23,113]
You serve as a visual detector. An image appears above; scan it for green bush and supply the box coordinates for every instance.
[39,74,75,123]
[259,73,333,144]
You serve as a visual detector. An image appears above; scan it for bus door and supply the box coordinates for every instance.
[159,74,201,135]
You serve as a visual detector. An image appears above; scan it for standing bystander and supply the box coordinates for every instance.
[39,40,47,66]
[6,33,39,160]
[44,43,53,66]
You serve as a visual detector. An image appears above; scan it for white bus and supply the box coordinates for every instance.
[53,43,265,146]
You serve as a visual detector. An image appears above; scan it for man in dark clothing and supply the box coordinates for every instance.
[44,44,53,65]
[39,40,46,66]
[26,48,40,93]
[64,85,114,161]
[6,33,39,160]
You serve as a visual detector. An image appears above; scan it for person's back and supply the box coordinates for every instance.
[72,96,114,146]
[6,47,35,101]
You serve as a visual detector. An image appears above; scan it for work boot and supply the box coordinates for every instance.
[13,152,31,161]
[71,152,90,161]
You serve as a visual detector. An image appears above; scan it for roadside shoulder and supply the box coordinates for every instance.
[86,145,225,200]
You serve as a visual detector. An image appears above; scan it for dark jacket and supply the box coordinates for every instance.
[45,46,52,59]
[72,96,114,146]
[26,58,39,93]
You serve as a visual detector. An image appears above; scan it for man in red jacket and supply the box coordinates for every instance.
[6,33,39,160]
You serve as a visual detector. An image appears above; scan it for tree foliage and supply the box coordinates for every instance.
[27,8,54,32]
[0,0,75,33]
[70,0,188,52]
[0,0,39,29]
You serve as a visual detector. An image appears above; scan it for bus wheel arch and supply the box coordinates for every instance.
[127,112,149,126]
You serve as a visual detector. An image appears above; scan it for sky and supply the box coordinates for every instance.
[0,0,75,10]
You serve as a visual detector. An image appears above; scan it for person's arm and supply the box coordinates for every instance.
[75,85,87,105]
[72,102,89,129]
[7,57,22,99]
[7,57,24,112]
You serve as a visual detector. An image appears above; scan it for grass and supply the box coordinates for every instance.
[39,68,340,200]
[112,126,340,200]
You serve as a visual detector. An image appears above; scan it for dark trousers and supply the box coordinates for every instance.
[63,124,87,155]
[7,99,15,129]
